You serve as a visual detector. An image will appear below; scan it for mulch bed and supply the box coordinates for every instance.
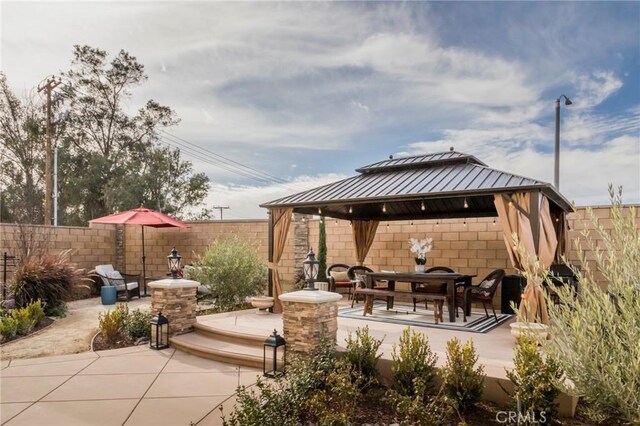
[92,330,138,351]
[0,317,55,346]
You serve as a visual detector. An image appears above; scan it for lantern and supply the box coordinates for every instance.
[150,311,169,350]
[302,248,319,291]
[167,247,181,279]
[263,329,286,378]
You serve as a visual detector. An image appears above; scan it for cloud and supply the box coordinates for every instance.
[572,71,623,109]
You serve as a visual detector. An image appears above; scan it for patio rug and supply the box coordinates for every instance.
[338,302,513,333]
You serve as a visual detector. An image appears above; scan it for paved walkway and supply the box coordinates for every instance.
[0,346,259,426]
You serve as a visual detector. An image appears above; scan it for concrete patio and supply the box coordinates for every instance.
[0,345,261,426]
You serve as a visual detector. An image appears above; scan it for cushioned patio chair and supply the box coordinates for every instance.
[456,269,505,323]
[94,264,140,301]
[327,263,352,296]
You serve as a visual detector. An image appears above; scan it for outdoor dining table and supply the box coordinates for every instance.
[365,272,476,322]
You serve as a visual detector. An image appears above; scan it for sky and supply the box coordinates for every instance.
[1,1,639,219]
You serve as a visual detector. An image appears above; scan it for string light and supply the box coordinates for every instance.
[463,220,467,227]
[493,218,496,226]
[348,206,353,214]
[386,222,389,229]
[318,207,322,215]
[420,200,426,211]
[410,221,414,227]
[335,219,338,225]
[463,198,469,209]
[555,217,560,223]
[436,220,440,227]
[382,203,387,213]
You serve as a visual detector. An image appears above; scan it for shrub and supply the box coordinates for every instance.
[9,249,88,313]
[506,338,562,424]
[391,327,438,397]
[0,315,18,339]
[26,299,45,326]
[539,186,640,423]
[125,309,152,340]
[99,304,128,343]
[343,325,383,385]
[11,307,33,335]
[191,236,267,312]
[441,337,485,412]
[385,379,454,426]
[222,336,341,425]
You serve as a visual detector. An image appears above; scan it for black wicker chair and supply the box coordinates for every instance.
[456,269,505,323]
[327,263,352,296]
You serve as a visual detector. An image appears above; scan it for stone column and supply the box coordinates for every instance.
[279,290,341,355]
[149,278,199,336]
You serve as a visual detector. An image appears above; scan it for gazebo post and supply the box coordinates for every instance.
[267,210,274,301]
[529,191,541,255]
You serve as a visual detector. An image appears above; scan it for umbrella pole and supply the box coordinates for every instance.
[142,225,148,297]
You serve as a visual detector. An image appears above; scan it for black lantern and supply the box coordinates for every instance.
[150,311,169,350]
[263,329,286,378]
[302,248,319,291]
[167,247,181,279]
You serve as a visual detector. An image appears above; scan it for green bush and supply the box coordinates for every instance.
[9,249,88,313]
[125,309,152,340]
[385,379,454,426]
[506,338,562,424]
[99,304,128,343]
[0,315,18,339]
[11,307,33,335]
[222,337,343,426]
[391,327,438,397]
[343,325,383,385]
[539,186,640,423]
[441,337,485,412]
[26,300,45,326]
[190,236,267,312]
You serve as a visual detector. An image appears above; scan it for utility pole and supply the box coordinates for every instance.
[212,205,229,220]
[38,76,62,225]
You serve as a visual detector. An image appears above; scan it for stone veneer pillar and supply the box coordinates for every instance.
[279,290,342,355]
[149,278,199,336]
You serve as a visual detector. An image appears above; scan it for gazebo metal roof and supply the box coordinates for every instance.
[261,151,574,220]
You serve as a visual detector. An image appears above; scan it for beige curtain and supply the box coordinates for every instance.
[269,207,293,313]
[554,212,568,263]
[494,192,558,325]
[351,220,379,265]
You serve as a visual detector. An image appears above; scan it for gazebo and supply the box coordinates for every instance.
[260,151,574,314]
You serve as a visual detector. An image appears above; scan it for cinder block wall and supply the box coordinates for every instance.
[0,223,117,273]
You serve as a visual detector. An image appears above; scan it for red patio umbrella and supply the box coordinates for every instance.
[89,207,189,296]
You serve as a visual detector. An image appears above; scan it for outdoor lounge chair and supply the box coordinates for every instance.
[456,269,505,323]
[94,264,140,301]
[327,263,352,296]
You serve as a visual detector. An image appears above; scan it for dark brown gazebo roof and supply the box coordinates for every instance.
[260,151,574,220]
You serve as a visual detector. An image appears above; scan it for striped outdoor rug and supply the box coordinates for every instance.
[338,302,513,333]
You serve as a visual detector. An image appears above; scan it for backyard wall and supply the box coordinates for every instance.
[1,205,637,300]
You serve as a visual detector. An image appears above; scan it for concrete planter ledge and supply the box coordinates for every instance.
[148,278,200,289]
[279,290,342,304]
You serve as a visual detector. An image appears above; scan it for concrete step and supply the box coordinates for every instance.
[170,331,266,369]
[193,322,267,347]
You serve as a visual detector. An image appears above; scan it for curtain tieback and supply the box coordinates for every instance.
[268,262,278,270]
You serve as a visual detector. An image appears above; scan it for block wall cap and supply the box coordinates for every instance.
[148,278,200,289]
[279,290,342,304]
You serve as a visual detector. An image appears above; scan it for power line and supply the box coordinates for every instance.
[212,205,229,220]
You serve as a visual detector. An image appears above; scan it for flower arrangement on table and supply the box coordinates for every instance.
[409,237,433,271]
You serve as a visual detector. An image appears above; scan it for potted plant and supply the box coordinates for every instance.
[408,237,433,273]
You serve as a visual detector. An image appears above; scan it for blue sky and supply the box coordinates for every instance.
[2,1,639,219]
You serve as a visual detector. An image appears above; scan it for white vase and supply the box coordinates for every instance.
[415,265,426,273]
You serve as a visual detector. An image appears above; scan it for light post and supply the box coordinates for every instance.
[302,248,319,291]
[554,94,572,190]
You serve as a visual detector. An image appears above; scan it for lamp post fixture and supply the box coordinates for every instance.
[167,247,182,279]
[554,94,572,190]
[302,248,319,291]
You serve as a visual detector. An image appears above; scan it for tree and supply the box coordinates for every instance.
[57,45,209,223]
[317,217,328,281]
[0,72,46,223]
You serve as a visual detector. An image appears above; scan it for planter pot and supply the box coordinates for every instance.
[314,281,329,291]
[414,265,426,273]
[510,322,549,342]
[251,296,274,314]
